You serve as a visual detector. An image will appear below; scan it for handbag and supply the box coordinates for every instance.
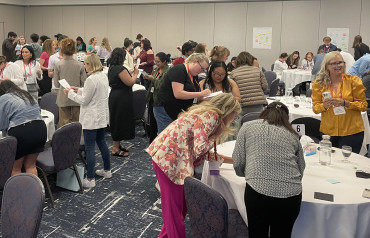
[56,164,85,192]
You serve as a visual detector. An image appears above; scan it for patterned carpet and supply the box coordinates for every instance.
[1,124,192,238]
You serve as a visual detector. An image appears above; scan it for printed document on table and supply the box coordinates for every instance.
[58,79,70,89]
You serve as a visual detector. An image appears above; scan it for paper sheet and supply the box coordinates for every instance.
[204,91,223,99]
[58,79,70,89]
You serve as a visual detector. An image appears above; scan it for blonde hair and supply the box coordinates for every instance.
[41,39,54,56]
[84,54,103,75]
[185,53,209,64]
[89,37,96,45]
[316,51,345,88]
[181,93,241,143]
[210,46,230,62]
[101,37,112,52]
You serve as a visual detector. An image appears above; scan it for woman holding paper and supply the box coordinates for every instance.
[107,48,139,157]
[54,38,87,127]
[312,51,367,154]
[64,54,111,188]
[153,53,211,133]
[147,93,240,238]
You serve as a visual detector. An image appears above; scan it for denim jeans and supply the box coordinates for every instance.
[153,106,173,134]
[83,128,111,179]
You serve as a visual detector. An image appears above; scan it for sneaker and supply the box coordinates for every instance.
[95,169,112,178]
[83,178,96,188]
[155,181,160,192]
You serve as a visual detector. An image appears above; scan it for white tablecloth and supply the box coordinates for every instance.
[267,99,370,155]
[280,69,312,89]
[202,141,370,238]
[1,109,55,142]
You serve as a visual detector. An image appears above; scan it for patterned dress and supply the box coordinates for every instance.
[147,109,222,185]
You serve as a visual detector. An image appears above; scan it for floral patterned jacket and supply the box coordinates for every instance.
[147,109,220,185]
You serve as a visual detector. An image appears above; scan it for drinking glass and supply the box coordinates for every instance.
[285,88,293,104]
[305,97,312,109]
[342,145,352,163]
[293,97,300,108]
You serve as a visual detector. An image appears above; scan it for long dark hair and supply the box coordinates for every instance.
[141,38,152,51]
[203,61,230,92]
[19,45,36,63]
[0,80,36,105]
[259,102,298,136]
[107,48,126,66]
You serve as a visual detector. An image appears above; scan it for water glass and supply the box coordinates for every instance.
[293,97,301,108]
[305,97,312,108]
[342,145,352,163]
[285,88,293,104]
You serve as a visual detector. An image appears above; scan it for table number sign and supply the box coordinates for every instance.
[292,124,305,136]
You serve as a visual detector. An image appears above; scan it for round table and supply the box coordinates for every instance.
[281,69,312,90]
[202,140,370,238]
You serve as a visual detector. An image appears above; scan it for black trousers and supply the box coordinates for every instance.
[148,97,158,143]
[329,131,364,154]
[244,182,302,238]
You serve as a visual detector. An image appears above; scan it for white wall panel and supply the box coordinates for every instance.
[184,3,214,52]
[0,5,24,39]
[24,7,42,41]
[214,2,247,60]
[156,4,185,58]
[246,1,283,70]
[42,7,63,39]
[84,6,107,46]
[281,1,320,62]
[107,5,132,49]
[61,6,85,41]
[360,0,370,47]
[131,4,157,53]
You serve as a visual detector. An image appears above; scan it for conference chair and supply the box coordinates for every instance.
[40,92,59,125]
[1,174,45,238]
[291,117,322,143]
[269,78,280,97]
[241,112,261,125]
[263,71,277,95]
[36,122,83,207]
[271,63,274,71]
[0,136,17,190]
[306,88,312,97]
[184,177,249,238]
[132,89,148,136]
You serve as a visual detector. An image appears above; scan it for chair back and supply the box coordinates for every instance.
[40,92,59,124]
[184,177,228,238]
[269,78,280,97]
[306,88,312,97]
[271,63,274,71]
[0,136,17,190]
[1,174,45,238]
[132,89,147,121]
[261,67,266,73]
[264,71,277,88]
[52,122,82,171]
[241,112,261,125]
[291,117,322,142]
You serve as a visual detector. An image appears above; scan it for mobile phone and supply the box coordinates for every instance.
[362,189,370,199]
[322,92,332,99]
[314,192,334,202]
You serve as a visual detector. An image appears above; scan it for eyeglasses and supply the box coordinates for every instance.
[328,61,345,66]
[212,71,226,78]
[197,61,207,73]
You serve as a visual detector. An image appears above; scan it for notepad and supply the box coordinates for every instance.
[204,91,223,98]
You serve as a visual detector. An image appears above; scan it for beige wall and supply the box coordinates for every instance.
[1,0,369,69]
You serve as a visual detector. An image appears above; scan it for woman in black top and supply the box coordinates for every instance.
[352,35,370,61]
[153,53,211,133]
[107,48,139,157]
[286,51,300,69]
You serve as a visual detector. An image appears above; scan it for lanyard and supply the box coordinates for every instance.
[155,70,160,79]
[185,63,200,92]
[23,60,32,80]
[325,45,331,53]
[126,49,132,57]
[330,74,344,98]
[207,141,218,161]
[58,52,62,60]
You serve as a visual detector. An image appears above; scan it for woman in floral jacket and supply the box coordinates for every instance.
[146,93,241,238]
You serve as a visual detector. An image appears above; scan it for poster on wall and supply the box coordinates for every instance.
[253,27,272,49]
[327,28,349,51]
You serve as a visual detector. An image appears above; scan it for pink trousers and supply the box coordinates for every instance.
[152,160,187,238]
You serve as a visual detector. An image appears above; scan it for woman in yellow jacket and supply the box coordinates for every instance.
[312,51,367,153]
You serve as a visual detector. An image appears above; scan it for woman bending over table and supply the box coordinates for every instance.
[0,80,47,176]
[233,101,305,238]
[65,54,111,188]
[147,93,241,238]
[312,51,368,154]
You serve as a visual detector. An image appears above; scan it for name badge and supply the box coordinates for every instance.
[193,98,198,104]
[150,87,154,93]
[333,106,346,115]
[209,161,220,176]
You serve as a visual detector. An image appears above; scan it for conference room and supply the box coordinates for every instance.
[0,0,370,237]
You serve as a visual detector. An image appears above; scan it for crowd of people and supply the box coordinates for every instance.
[1,30,370,238]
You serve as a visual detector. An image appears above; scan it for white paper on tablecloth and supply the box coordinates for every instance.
[253,27,272,49]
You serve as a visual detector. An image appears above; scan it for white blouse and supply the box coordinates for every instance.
[2,62,27,91]
[13,60,42,85]
[67,71,109,130]
[273,60,288,78]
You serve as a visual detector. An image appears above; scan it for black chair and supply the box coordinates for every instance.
[264,71,277,95]
[241,112,261,125]
[269,78,280,97]
[184,177,249,238]
[306,88,312,97]
[40,92,59,125]
[271,63,274,71]
[0,136,17,190]
[132,89,148,135]
[261,67,266,73]
[1,174,45,238]
[291,117,322,143]
[36,122,83,207]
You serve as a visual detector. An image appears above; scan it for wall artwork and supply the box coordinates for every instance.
[327,28,349,51]
[253,27,272,49]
